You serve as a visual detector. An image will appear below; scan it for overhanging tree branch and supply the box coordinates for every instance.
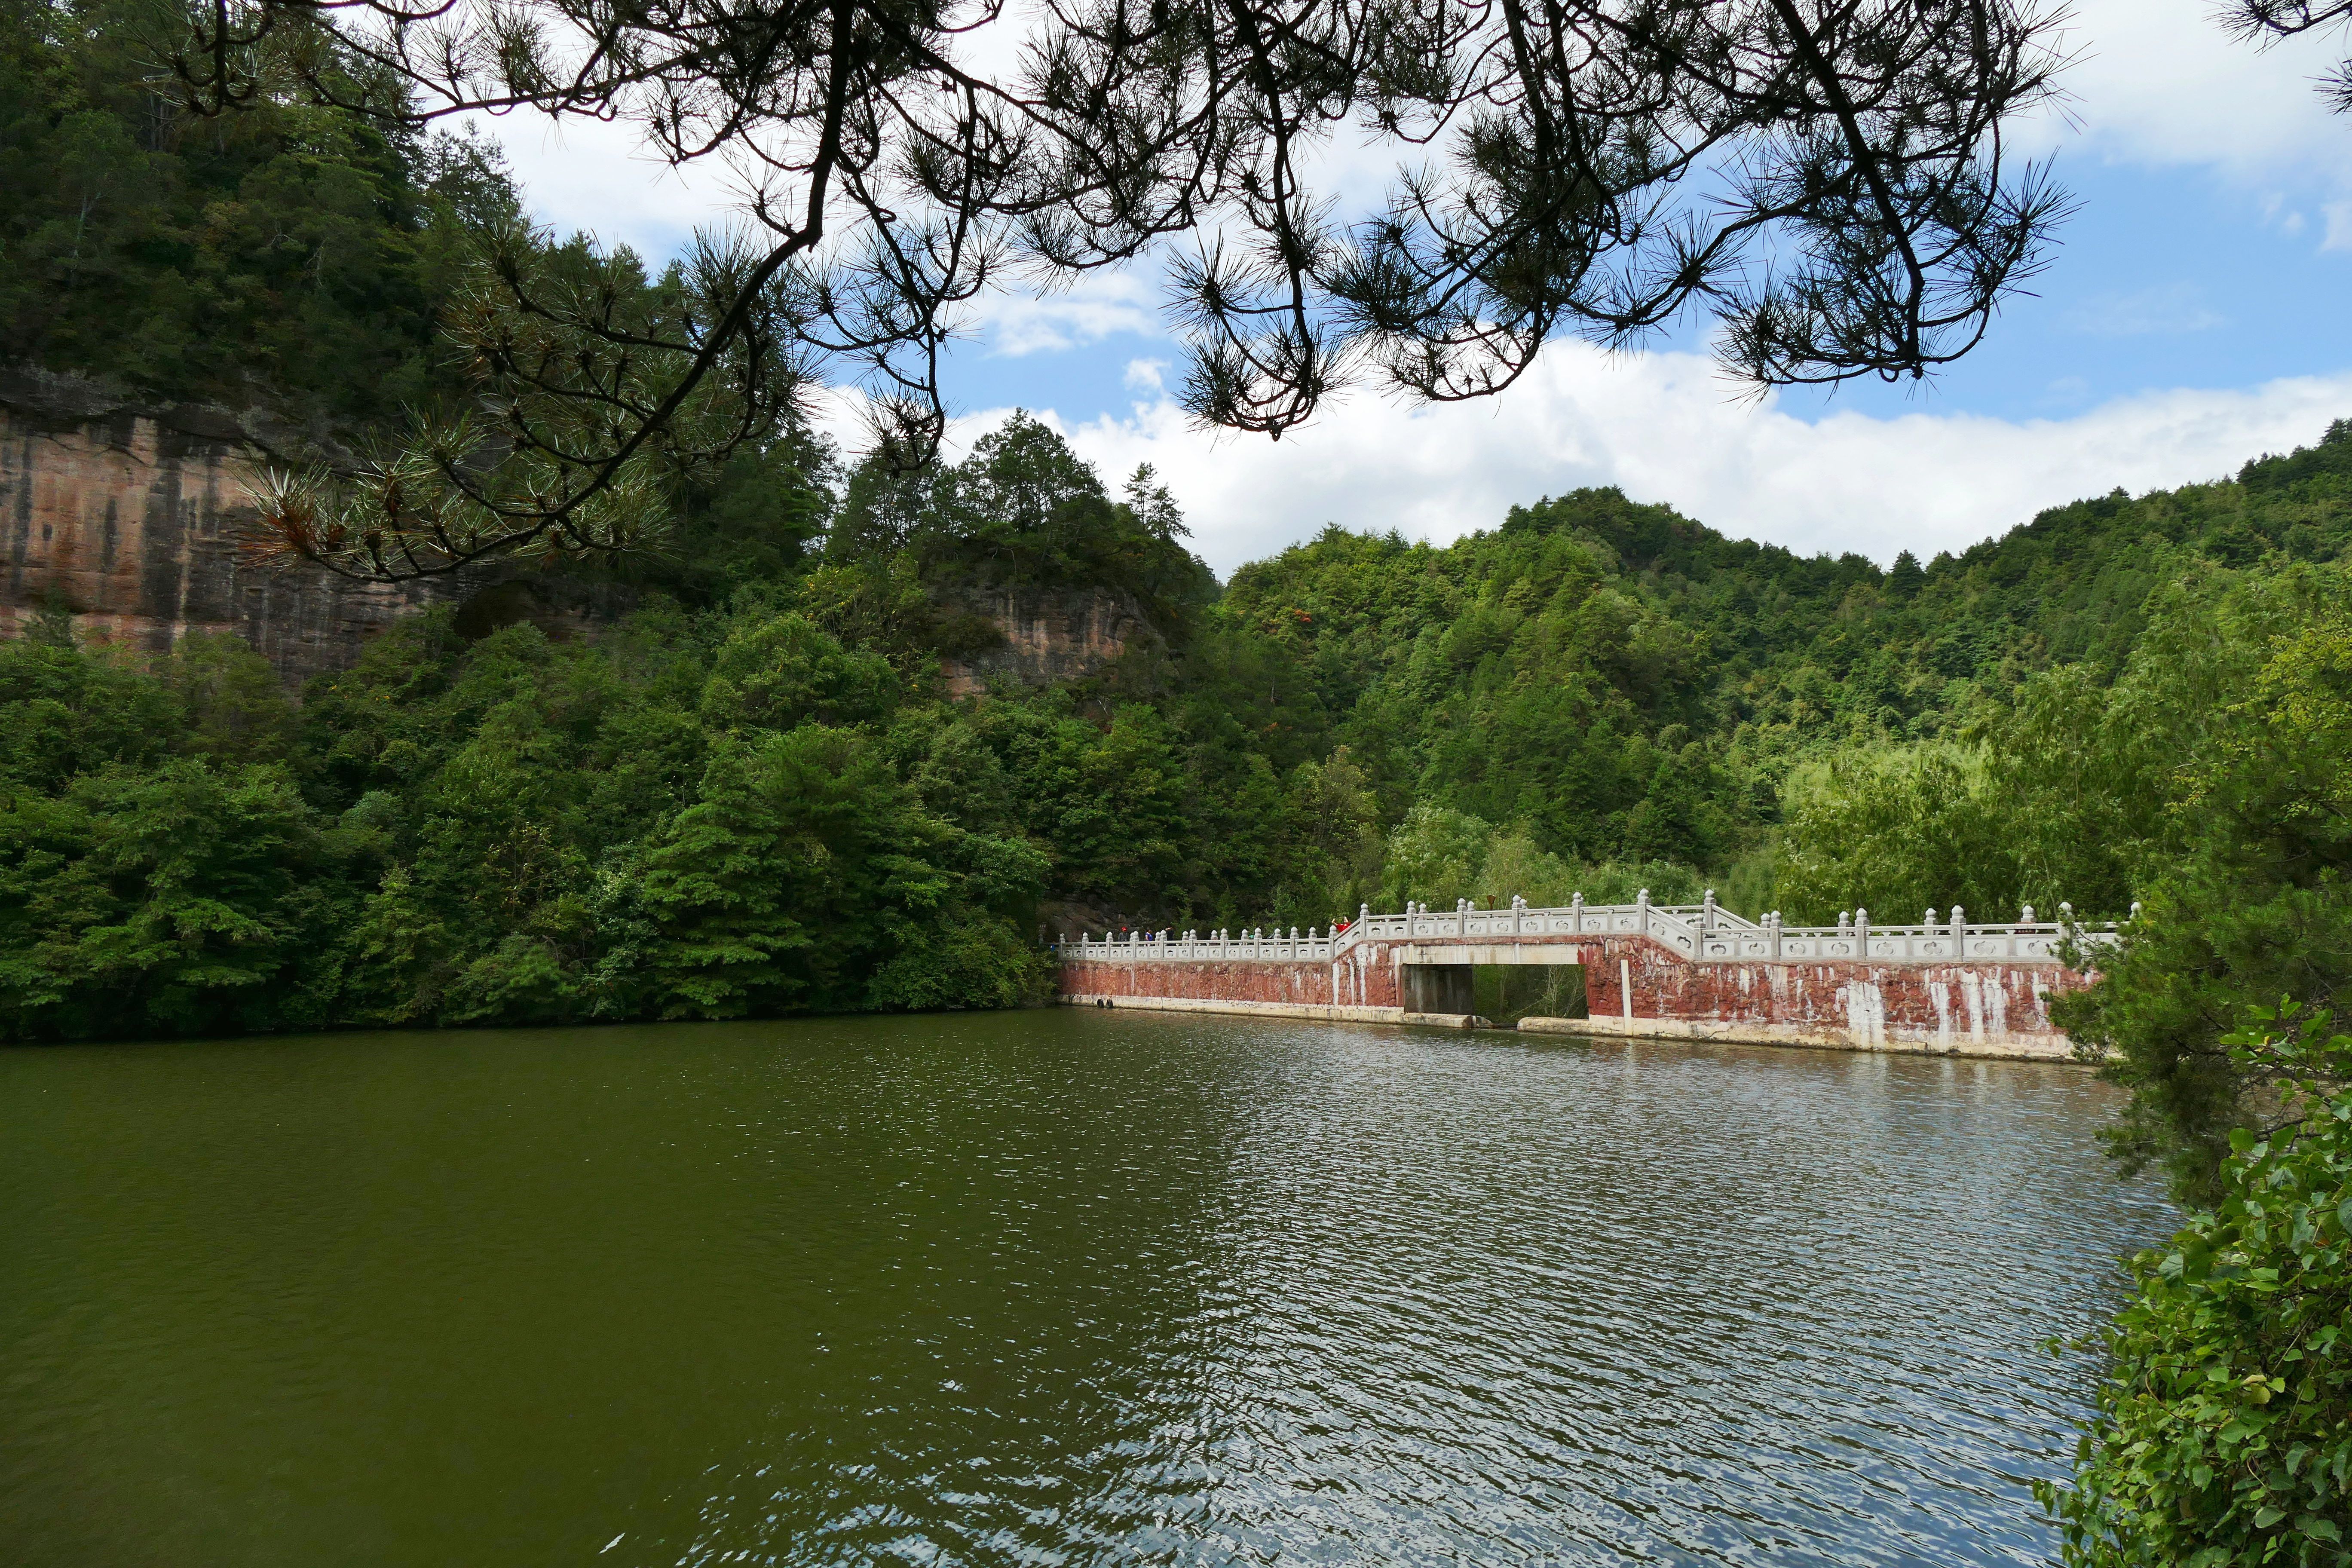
[167,0,2073,580]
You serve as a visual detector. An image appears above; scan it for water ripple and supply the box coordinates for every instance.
[0,1012,2170,1567]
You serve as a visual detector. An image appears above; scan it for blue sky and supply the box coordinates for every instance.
[485,0,2352,572]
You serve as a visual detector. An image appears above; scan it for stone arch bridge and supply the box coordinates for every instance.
[1057,893,2121,1061]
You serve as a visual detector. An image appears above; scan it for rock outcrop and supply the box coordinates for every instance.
[938,584,1159,696]
[0,369,628,684]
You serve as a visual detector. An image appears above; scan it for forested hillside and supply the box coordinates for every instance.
[15,6,2352,1555]
[6,0,2350,1214]
[0,0,521,426]
[2,409,2343,1045]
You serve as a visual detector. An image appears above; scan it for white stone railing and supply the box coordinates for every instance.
[1057,889,2126,966]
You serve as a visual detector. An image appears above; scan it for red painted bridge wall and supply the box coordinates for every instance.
[1059,941,1408,1011]
[1579,936,2088,1042]
[1060,933,2092,1045]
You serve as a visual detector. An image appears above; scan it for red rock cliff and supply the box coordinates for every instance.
[0,371,625,683]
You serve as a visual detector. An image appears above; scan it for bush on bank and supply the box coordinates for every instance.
[0,616,1056,1039]
[2040,1007,2352,1566]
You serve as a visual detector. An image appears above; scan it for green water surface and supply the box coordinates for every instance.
[1,1010,2170,1566]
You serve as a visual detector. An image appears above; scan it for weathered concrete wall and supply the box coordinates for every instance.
[1059,931,2094,1060]
[1516,1014,2077,1062]
[0,371,628,683]
[1067,995,1426,1025]
[1575,934,2085,1054]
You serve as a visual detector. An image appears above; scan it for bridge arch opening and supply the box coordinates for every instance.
[1474,963,1588,1026]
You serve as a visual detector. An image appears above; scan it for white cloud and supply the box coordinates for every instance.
[2063,283,2226,337]
[959,344,2352,574]
[2034,0,2349,177]
[971,273,1160,356]
[1124,358,1170,392]
[468,111,735,259]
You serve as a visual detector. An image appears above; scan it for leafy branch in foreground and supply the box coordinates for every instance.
[2039,1005,2352,1568]
[245,224,816,579]
[166,0,2072,580]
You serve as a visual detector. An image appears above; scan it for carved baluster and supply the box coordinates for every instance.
[1856,906,1870,953]
[1571,891,1584,933]
[1637,887,1650,938]
[1950,906,1965,952]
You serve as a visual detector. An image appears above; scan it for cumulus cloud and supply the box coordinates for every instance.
[941,345,2352,574]
[2033,0,2349,177]
[969,273,1160,356]
[467,112,734,259]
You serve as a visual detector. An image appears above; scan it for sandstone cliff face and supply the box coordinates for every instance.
[1,371,1155,692]
[939,585,1158,696]
[0,371,625,684]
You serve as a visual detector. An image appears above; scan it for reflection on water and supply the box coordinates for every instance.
[0,1011,2169,1566]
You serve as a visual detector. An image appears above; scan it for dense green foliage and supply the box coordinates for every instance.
[12,19,2352,1562]
[833,414,1215,639]
[0,603,1057,1038]
[3,410,2348,1052]
[1757,557,2352,1200]
[2040,1007,2352,1566]
[0,0,523,423]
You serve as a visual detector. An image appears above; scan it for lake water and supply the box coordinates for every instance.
[1,1010,2172,1567]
